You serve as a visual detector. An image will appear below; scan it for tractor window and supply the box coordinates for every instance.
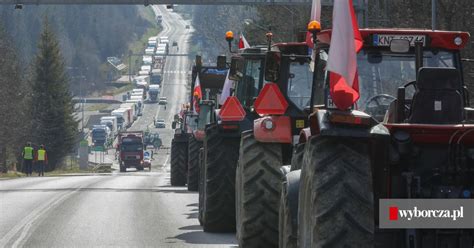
[236,59,264,108]
[357,50,456,114]
[287,61,313,109]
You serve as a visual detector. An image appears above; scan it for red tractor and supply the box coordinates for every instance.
[274,28,474,248]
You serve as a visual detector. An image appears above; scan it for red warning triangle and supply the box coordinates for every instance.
[254,83,288,115]
[219,96,246,122]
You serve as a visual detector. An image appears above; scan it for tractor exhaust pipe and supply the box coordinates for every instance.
[415,41,423,79]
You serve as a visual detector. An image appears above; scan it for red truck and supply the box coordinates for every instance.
[117,131,145,172]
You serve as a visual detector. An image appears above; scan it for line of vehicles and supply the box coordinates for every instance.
[90,35,172,172]
[170,24,474,248]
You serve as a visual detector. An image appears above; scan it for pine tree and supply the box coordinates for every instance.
[0,23,31,173]
[32,17,78,170]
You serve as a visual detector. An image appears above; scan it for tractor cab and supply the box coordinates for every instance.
[316,29,470,123]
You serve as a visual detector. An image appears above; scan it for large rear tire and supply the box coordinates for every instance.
[236,131,283,247]
[170,138,188,186]
[298,136,374,247]
[279,170,300,248]
[187,136,201,191]
[198,147,205,226]
[290,143,305,171]
[201,124,239,232]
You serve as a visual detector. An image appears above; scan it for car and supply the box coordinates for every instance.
[185,25,190,29]
[172,41,178,46]
[155,119,166,128]
[158,97,168,105]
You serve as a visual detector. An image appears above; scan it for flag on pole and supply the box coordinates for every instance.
[193,75,202,113]
[238,34,250,49]
[327,0,363,110]
[306,0,321,48]
[219,70,234,105]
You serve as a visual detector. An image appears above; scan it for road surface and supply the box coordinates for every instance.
[0,6,237,247]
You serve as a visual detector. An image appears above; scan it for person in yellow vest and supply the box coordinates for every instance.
[22,142,34,176]
[35,145,48,177]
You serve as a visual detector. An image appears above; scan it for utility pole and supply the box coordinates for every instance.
[431,0,437,30]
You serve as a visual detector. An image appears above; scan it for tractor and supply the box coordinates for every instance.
[234,40,314,246]
[276,27,474,248]
[170,55,227,187]
[186,55,228,191]
[198,33,269,232]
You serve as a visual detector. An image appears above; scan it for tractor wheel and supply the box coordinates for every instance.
[202,124,239,232]
[198,147,205,226]
[290,143,305,171]
[236,131,283,247]
[187,136,201,191]
[298,136,374,247]
[137,166,144,171]
[170,138,188,186]
[279,170,300,248]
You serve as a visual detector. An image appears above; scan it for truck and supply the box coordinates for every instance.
[100,116,118,137]
[156,15,162,24]
[148,85,160,102]
[151,69,162,85]
[126,99,143,116]
[142,55,153,65]
[111,108,129,130]
[117,131,145,172]
[91,125,110,147]
[134,76,150,90]
[159,36,169,44]
[120,103,137,121]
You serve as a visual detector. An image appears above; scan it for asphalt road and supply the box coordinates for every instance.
[0,6,237,247]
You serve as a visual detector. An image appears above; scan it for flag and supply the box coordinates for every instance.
[306,0,321,48]
[238,34,250,49]
[219,70,234,105]
[193,75,202,113]
[326,0,363,110]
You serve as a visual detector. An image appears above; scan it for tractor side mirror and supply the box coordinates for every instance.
[172,121,177,129]
[390,39,410,53]
[229,56,244,81]
[264,51,280,82]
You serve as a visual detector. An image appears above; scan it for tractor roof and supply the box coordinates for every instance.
[272,42,309,55]
[196,67,228,89]
[317,29,470,50]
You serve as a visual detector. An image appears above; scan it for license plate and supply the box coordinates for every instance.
[373,34,426,47]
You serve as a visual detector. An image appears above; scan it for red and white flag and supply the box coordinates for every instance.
[327,0,363,110]
[305,0,321,48]
[219,70,234,105]
[193,75,202,113]
[238,34,250,49]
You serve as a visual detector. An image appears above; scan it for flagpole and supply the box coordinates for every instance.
[308,21,321,114]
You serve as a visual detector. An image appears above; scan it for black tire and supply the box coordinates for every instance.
[170,138,188,186]
[198,147,205,226]
[202,124,240,232]
[279,170,300,248]
[298,136,374,247]
[187,136,201,191]
[137,166,144,171]
[119,163,126,173]
[236,131,283,247]
[290,143,305,171]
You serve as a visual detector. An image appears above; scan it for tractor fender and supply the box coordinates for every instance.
[283,169,301,236]
[254,116,292,143]
[310,108,383,139]
[299,127,312,144]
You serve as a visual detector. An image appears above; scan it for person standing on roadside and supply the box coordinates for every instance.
[22,142,34,176]
[36,145,48,177]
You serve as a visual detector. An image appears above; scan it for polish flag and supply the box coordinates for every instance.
[193,75,202,113]
[327,0,363,110]
[238,34,250,49]
[219,70,234,105]
[305,0,321,48]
